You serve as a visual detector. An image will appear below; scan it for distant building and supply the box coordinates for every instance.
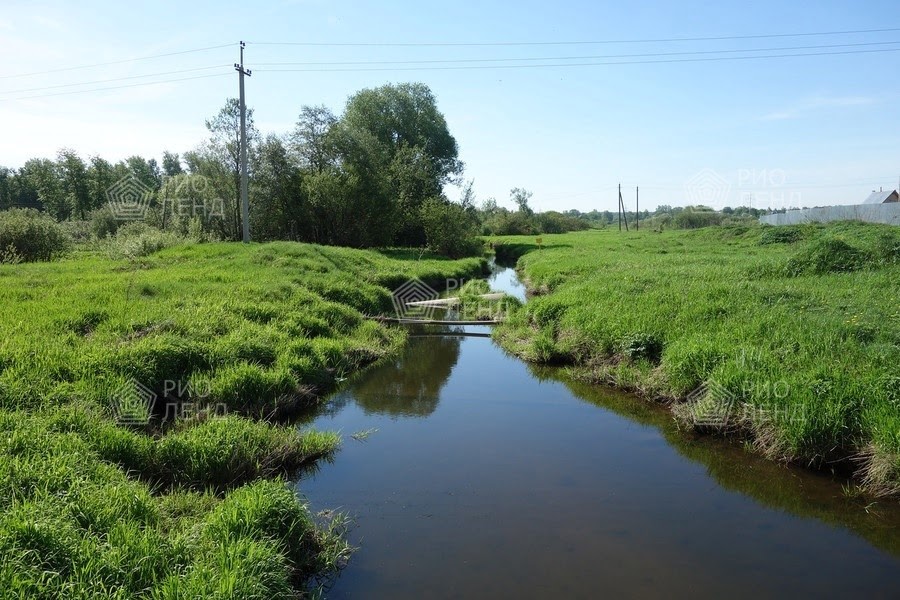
[863,189,899,204]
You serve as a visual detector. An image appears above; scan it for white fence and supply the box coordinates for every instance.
[759,204,900,226]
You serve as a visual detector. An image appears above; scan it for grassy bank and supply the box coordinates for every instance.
[0,241,485,596]
[493,223,900,496]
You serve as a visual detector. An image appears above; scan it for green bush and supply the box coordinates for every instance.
[89,206,120,238]
[673,208,724,229]
[621,333,664,363]
[420,197,481,258]
[106,222,184,259]
[534,211,590,234]
[0,209,70,262]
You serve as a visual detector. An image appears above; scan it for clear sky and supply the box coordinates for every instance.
[2,0,899,213]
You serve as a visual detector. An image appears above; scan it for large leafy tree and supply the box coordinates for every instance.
[57,149,92,219]
[251,135,308,241]
[21,158,65,219]
[0,168,10,210]
[340,83,462,185]
[161,151,184,177]
[87,156,117,213]
[124,155,162,191]
[290,105,337,174]
[333,82,463,246]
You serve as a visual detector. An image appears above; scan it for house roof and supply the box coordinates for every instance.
[863,189,899,204]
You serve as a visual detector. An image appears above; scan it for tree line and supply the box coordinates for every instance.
[0,81,776,259]
[1,83,491,256]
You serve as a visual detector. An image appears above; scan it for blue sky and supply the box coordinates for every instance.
[2,0,899,212]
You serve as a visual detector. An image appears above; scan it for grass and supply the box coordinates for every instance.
[0,239,485,596]
[493,222,900,496]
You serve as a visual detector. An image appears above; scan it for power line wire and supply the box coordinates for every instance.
[0,72,231,102]
[11,41,892,95]
[253,46,900,73]
[0,43,235,80]
[247,27,900,47]
[1,65,231,95]
[253,40,900,67]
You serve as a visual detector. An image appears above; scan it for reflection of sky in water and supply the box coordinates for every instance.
[487,260,527,302]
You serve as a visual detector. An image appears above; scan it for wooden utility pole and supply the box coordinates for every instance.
[235,41,252,243]
[618,183,622,231]
[635,186,639,231]
[618,184,629,232]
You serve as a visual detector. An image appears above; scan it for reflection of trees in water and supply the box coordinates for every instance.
[351,333,461,417]
[542,367,900,558]
[309,392,354,420]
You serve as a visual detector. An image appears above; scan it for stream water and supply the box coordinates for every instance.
[295,264,900,598]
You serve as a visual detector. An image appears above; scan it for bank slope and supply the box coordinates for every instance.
[494,223,900,496]
[0,241,485,597]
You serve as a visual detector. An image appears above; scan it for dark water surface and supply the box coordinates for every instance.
[294,268,900,599]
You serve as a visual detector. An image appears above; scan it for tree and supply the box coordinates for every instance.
[420,197,480,257]
[21,158,65,219]
[389,145,442,245]
[250,135,307,241]
[87,156,117,213]
[341,83,462,185]
[56,149,93,219]
[291,105,337,173]
[510,187,534,217]
[325,121,394,246]
[332,83,463,246]
[124,155,162,191]
[459,179,477,212]
[480,197,499,214]
[162,151,184,177]
[303,169,367,247]
[187,98,259,240]
[0,168,12,210]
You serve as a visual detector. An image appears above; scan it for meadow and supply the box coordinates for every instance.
[493,222,900,496]
[0,240,485,597]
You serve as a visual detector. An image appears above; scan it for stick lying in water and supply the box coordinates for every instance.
[404,293,506,307]
[368,316,503,325]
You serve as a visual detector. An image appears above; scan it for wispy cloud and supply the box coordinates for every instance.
[760,95,878,121]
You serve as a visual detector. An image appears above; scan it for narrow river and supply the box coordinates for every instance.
[295,264,900,598]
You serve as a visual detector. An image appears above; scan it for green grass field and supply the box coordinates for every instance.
[0,241,485,597]
[493,223,900,495]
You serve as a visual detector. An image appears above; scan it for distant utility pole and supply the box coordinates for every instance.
[635,186,639,231]
[618,183,622,231]
[618,183,629,232]
[235,41,252,243]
